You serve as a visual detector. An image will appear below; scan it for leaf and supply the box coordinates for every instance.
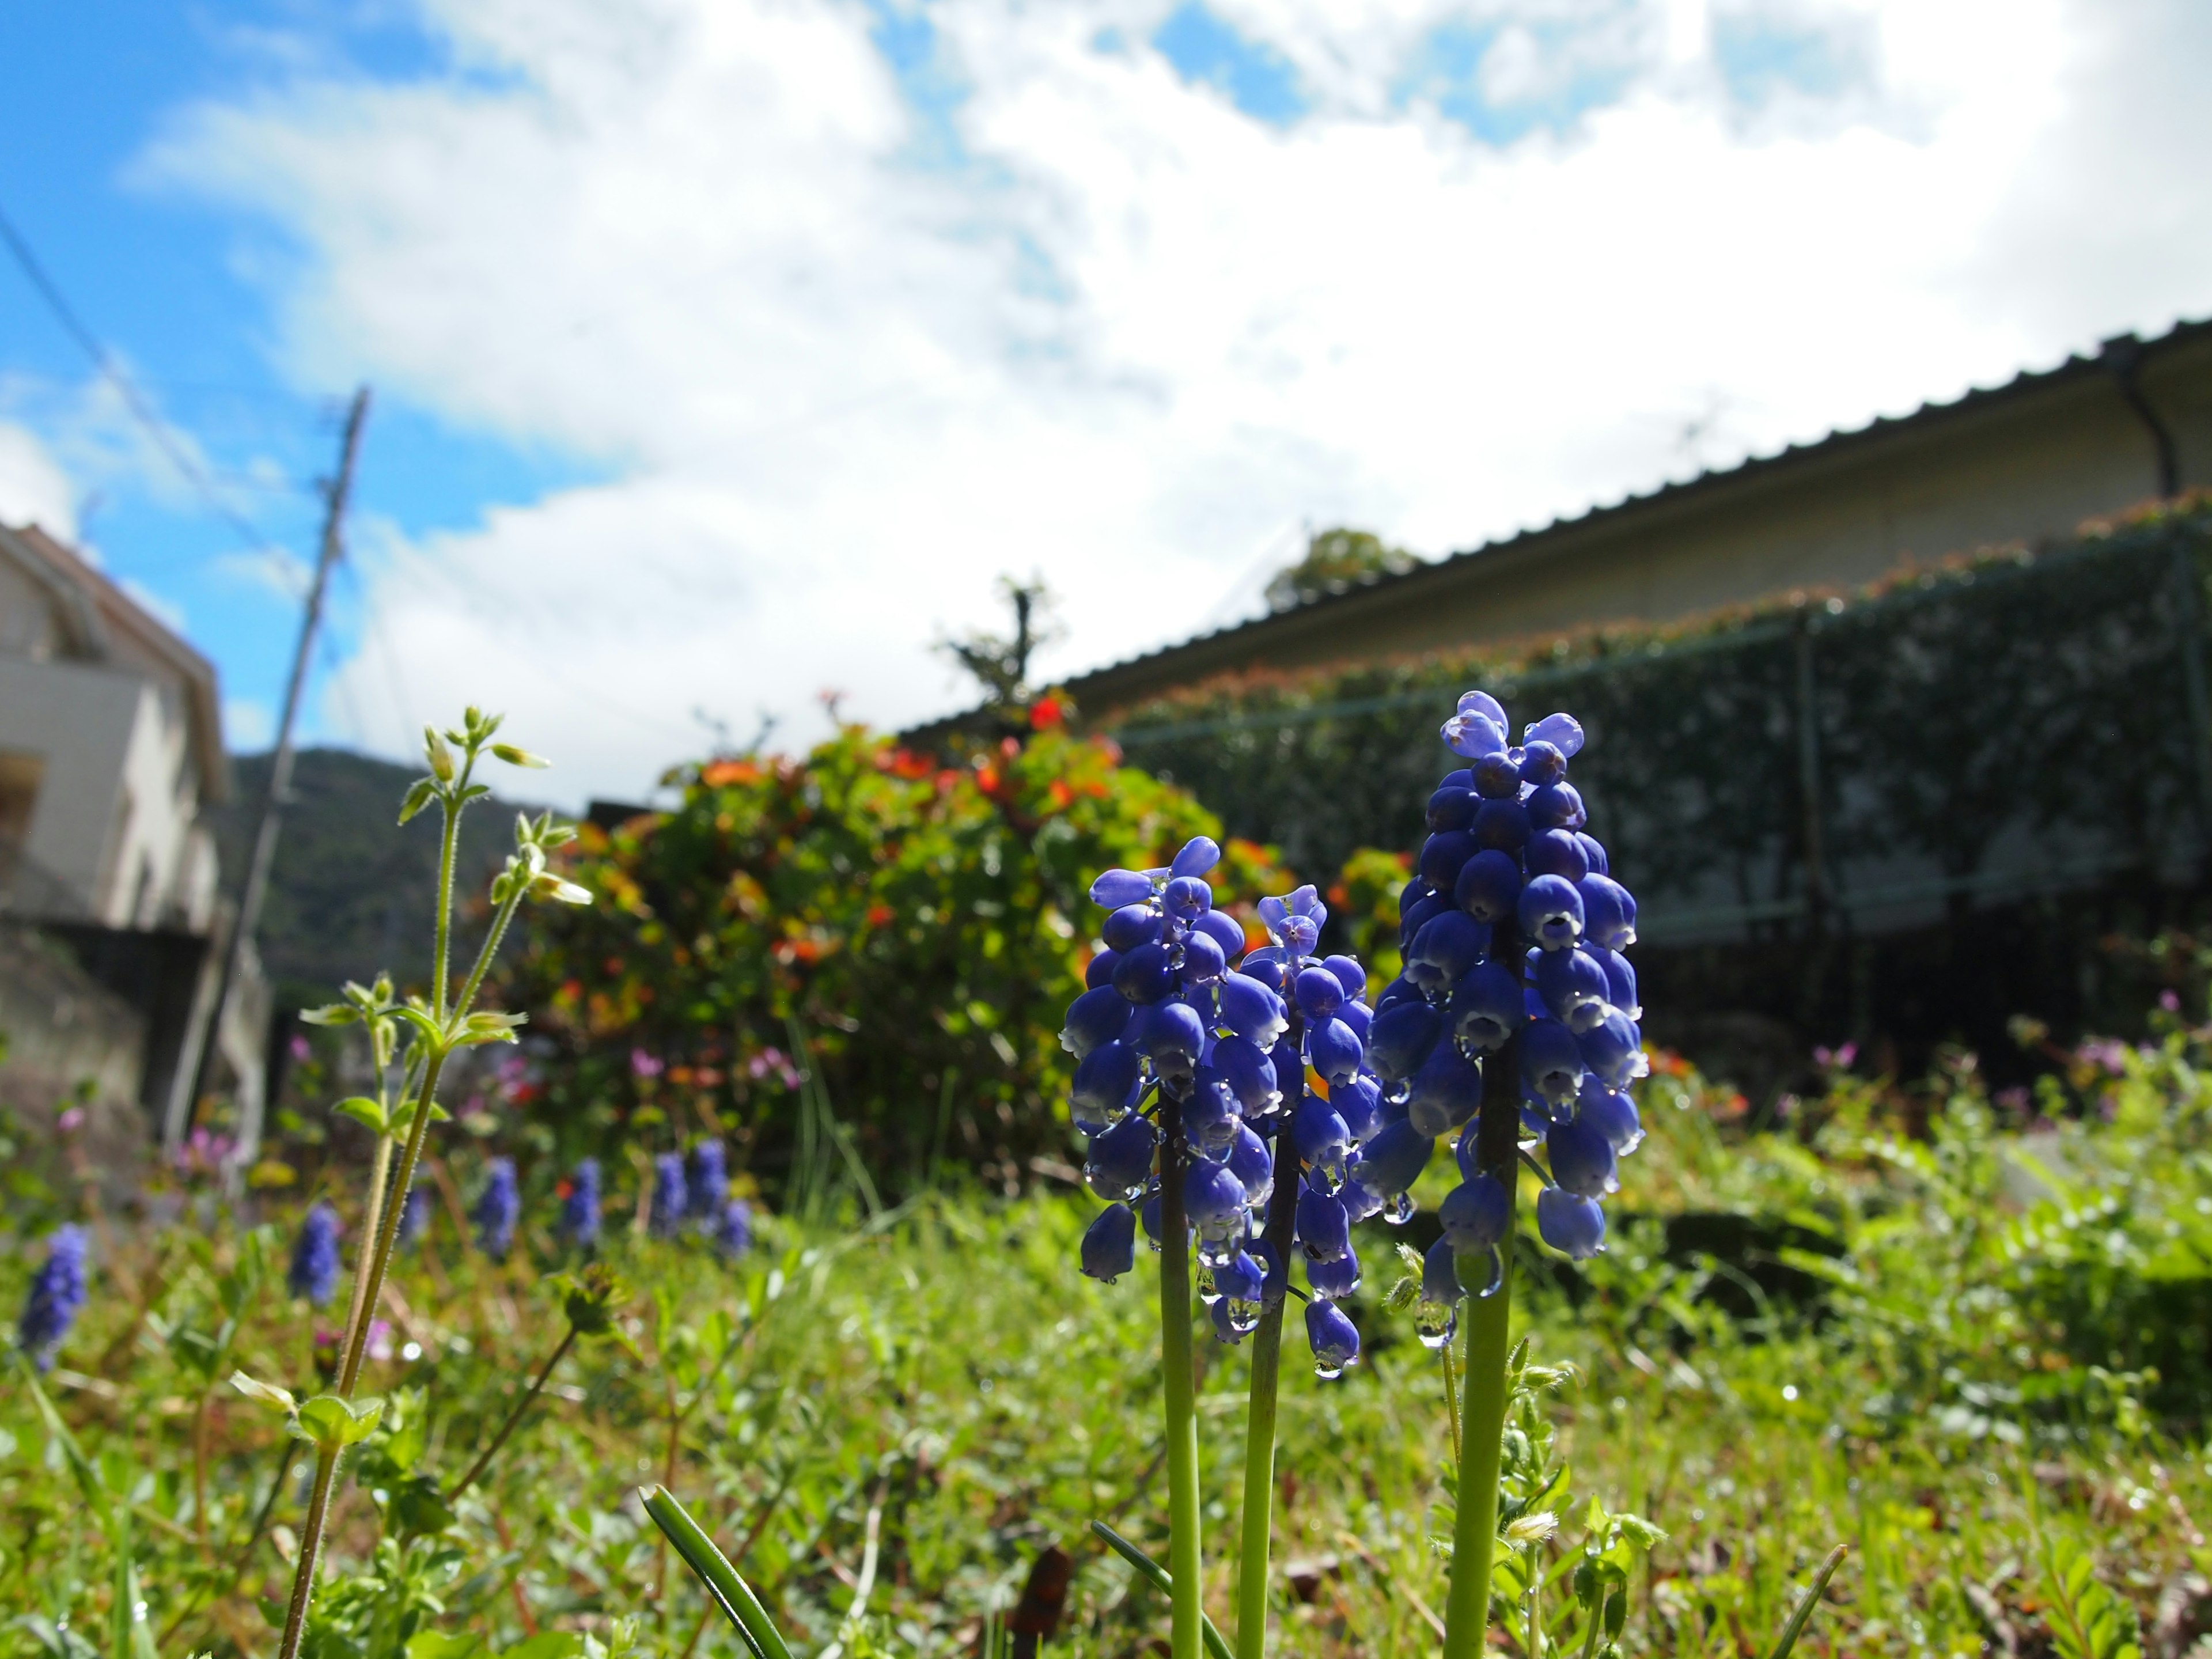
[407,1631,484,1659]
[397,778,438,826]
[1087,1521,1235,1659]
[293,1395,385,1450]
[641,1486,794,1659]
[229,1372,298,1415]
[1767,1546,1849,1659]
[334,1097,389,1134]
[503,1635,582,1659]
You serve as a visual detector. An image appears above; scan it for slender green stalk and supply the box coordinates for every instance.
[1232,1153,1300,1659]
[273,1447,339,1659]
[1442,1251,1515,1658]
[277,778,527,1659]
[1442,931,1526,1659]
[446,1324,577,1502]
[1158,1127,1205,1659]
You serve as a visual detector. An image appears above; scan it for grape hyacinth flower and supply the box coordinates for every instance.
[289,1204,341,1306]
[475,1158,521,1260]
[560,1157,603,1247]
[17,1224,89,1371]
[652,1152,688,1237]
[691,1139,728,1224]
[1417,689,1652,1659]
[397,1183,430,1249]
[714,1196,753,1259]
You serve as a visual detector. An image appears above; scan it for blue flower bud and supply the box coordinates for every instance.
[1419,830,1479,891]
[1333,1073,1385,1143]
[1163,876,1213,920]
[1061,984,1134,1058]
[1578,1010,1648,1089]
[1547,1113,1620,1199]
[1524,712,1585,756]
[1090,869,1154,908]
[1305,1016,1363,1086]
[1471,798,1531,853]
[1448,960,1524,1053]
[1082,1203,1138,1282]
[1192,910,1247,960]
[1306,1240,1361,1300]
[1528,782,1586,831]
[1179,930,1228,986]
[1103,904,1163,951]
[1305,1298,1361,1377]
[1534,946,1612,1033]
[1213,1035,1279,1115]
[1368,999,1442,1081]
[1518,739,1568,789]
[1112,940,1179,1004]
[1170,836,1221,878]
[1354,1118,1434,1195]
[1427,785,1479,831]
[1184,1158,1248,1229]
[1518,874,1585,950]
[1578,874,1638,950]
[1405,1042,1483,1138]
[1577,1076,1645,1153]
[692,1139,728,1211]
[1439,1172,1511,1251]
[1227,1122,1275,1204]
[1071,1040,1143,1132]
[1406,911,1490,994]
[1296,1182,1352,1262]
[1576,831,1609,875]
[1536,1187,1607,1258]
[1454,848,1522,922]
[1525,828,1589,882]
[1086,1112,1157,1200]
[1293,1092,1352,1177]
[1523,1018,1587,1109]
[1218,974,1289,1044]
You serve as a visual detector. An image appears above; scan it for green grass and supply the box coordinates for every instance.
[8,1043,2212,1659]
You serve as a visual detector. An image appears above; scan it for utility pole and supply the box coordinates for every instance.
[167,387,371,1158]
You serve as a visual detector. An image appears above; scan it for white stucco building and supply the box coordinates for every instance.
[0,521,264,1154]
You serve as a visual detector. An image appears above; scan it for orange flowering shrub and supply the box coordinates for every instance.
[514,717,1291,1196]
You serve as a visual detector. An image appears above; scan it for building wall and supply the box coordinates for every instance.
[1062,332,2212,718]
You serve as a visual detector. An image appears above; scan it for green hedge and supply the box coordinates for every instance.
[1109,501,2212,946]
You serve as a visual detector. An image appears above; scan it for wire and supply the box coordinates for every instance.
[0,198,293,557]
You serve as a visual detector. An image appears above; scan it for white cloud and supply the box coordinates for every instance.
[224,696,275,752]
[0,420,79,540]
[142,0,2212,805]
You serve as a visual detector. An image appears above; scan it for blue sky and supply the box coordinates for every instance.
[0,1,592,749]
[0,1,2204,802]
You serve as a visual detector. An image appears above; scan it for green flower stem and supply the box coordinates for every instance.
[1442,930,1526,1659]
[1232,1150,1301,1659]
[446,1323,578,1503]
[1158,1123,1205,1659]
[274,1446,340,1659]
[276,780,531,1659]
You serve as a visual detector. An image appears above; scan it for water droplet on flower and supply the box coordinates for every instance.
[1382,1191,1415,1225]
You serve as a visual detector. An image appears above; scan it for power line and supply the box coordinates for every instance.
[0,198,291,556]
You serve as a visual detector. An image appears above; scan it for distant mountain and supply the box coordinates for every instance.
[207,748,540,1015]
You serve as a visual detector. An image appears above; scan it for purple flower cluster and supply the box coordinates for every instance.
[474,1157,521,1260]
[1063,836,1389,1376]
[289,1203,341,1306]
[561,1157,603,1247]
[17,1225,89,1370]
[1383,691,1647,1321]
